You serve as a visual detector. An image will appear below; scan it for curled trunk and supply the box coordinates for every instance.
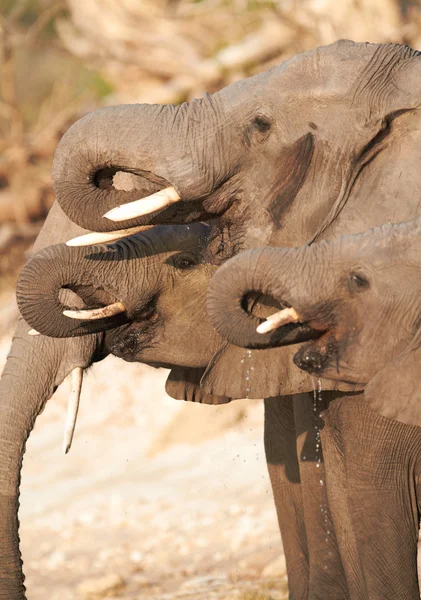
[16,243,129,338]
[52,99,221,233]
[52,105,175,232]
[207,246,316,349]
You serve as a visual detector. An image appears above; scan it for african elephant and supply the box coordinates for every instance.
[207,217,421,598]
[47,39,421,599]
[0,210,236,600]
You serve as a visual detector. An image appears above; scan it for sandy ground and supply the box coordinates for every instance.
[0,293,288,600]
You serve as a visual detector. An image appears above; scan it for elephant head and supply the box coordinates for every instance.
[15,222,234,403]
[207,218,421,425]
[53,41,421,255]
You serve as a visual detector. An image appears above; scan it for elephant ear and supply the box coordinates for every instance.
[166,367,231,405]
[363,343,421,428]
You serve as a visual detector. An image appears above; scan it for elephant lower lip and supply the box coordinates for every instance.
[105,319,157,359]
[270,322,326,346]
[293,348,329,374]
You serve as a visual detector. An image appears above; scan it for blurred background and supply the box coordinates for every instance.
[1,1,421,599]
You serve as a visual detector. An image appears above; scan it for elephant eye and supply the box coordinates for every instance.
[348,271,370,293]
[253,115,271,133]
[172,253,198,270]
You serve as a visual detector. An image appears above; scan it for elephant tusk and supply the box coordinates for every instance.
[63,301,126,321]
[256,307,300,334]
[63,367,83,454]
[28,329,41,336]
[103,186,181,222]
[66,224,155,247]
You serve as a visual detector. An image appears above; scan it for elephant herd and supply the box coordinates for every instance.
[3,39,421,599]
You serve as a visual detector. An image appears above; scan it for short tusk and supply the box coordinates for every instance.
[63,301,126,321]
[103,186,181,222]
[66,225,155,247]
[63,367,83,454]
[256,307,300,334]
[28,329,41,336]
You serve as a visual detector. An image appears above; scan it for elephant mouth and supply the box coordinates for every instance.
[66,173,239,247]
[254,296,338,375]
[250,294,328,347]
[264,320,327,346]
[105,305,160,361]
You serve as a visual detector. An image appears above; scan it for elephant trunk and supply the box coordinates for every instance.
[207,246,311,349]
[52,99,223,233]
[0,320,99,599]
[16,243,131,338]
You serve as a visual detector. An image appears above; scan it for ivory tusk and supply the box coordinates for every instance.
[103,186,181,222]
[63,301,126,321]
[256,307,300,334]
[66,225,155,247]
[28,329,41,336]
[63,367,83,454]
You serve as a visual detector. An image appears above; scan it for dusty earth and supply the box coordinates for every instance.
[0,292,288,600]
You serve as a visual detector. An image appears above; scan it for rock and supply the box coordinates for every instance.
[261,555,287,578]
[77,574,126,599]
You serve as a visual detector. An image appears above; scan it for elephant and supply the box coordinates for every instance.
[6,39,421,599]
[0,208,238,600]
[45,39,421,599]
[206,216,421,598]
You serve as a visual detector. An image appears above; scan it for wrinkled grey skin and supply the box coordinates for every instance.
[207,217,421,415]
[0,212,230,600]
[16,224,219,366]
[50,40,421,600]
[207,218,421,598]
[6,40,421,599]
[51,40,421,400]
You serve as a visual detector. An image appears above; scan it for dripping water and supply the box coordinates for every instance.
[312,376,323,474]
[241,349,254,398]
[312,376,331,556]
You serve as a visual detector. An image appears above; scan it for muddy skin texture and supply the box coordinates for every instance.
[208,217,421,598]
[7,40,421,599]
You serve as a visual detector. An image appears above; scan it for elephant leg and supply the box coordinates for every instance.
[322,396,421,600]
[293,391,349,600]
[264,396,309,599]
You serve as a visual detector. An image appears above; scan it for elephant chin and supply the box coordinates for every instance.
[105,319,158,362]
[292,333,340,376]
